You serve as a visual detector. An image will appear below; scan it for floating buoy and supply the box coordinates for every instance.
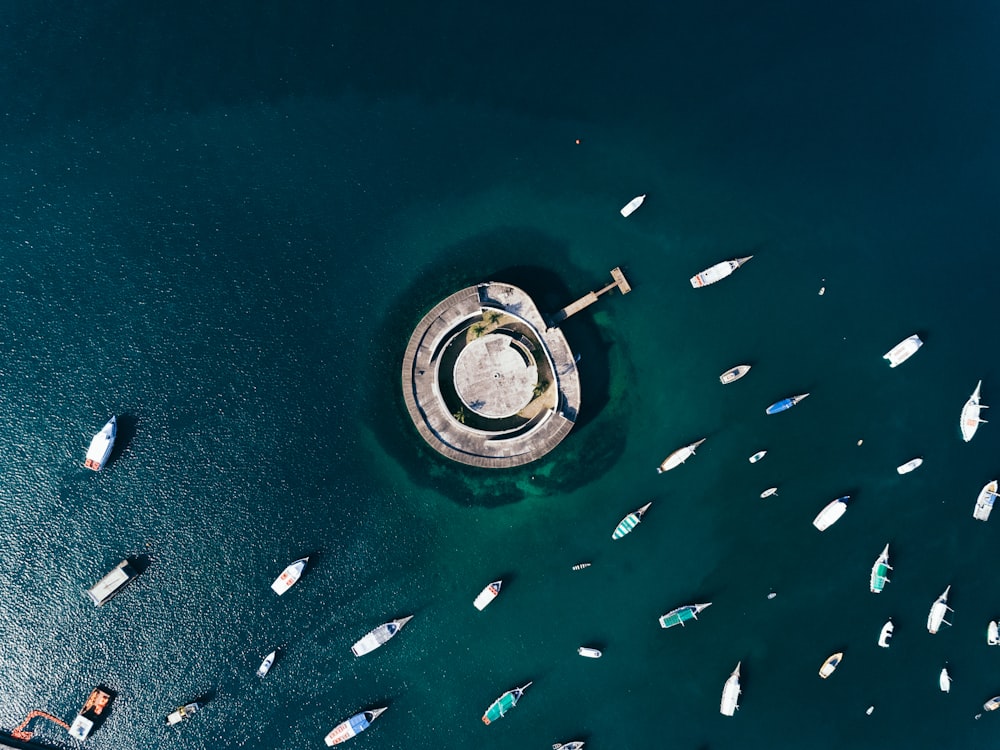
[575,139,581,145]
[819,286,825,295]
[866,706,874,715]
[767,592,777,600]
[857,439,864,446]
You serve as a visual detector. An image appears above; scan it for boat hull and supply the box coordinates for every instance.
[812,497,849,531]
[84,417,117,471]
[720,365,751,384]
[324,708,386,745]
[961,381,986,442]
[351,616,413,656]
[896,457,923,474]
[974,480,997,522]
[819,653,843,678]
[883,334,923,367]
[620,195,645,217]
[271,558,308,595]
[690,256,752,288]
[474,581,502,610]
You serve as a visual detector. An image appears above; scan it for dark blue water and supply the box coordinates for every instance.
[3,3,1000,749]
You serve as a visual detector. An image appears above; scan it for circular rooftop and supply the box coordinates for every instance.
[453,333,538,418]
[401,282,581,469]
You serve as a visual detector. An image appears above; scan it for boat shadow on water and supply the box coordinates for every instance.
[107,413,139,468]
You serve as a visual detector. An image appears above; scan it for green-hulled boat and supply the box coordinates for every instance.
[481,682,532,725]
[612,502,652,540]
[658,602,712,629]
[869,544,891,593]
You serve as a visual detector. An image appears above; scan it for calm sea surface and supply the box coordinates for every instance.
[3,3,1000,749]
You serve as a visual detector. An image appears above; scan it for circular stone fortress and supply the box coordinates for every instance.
[401,270,629,468]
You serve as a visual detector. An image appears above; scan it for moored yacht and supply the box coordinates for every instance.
[271,557,308,595]
[690,256,753,288]
[927,585,953,634]
[940,668,952,693]
[989,621,999,646]
[896,457,923,474]
[657,438,706,473]
[84,416,117,471]
[86,559,139,606]
[720,364,751,384]
[165,702,201,726]
[620,194,645,217]
[482,683,532,725]
[760,487,778,498]
[749,450,767,464]
[256,650,276,678]
[473,580,502,610]
[765,393,809,415]
[658,602,712,629]
[720,662,741,716]
[812,496,849,531]
[351,616,414,656]
[882,334,923,367]
[961,380,987,442]
[973,480,998,522]
[870,544,891,593]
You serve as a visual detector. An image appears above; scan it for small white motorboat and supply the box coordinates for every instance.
[351,616,414,656]
[896,457,923,474]
[577,647,602,658]
[719,364,751,384]
[620,194,646,217]
[883,334,923,368]
[271,557,308,595]
[865,706,874,715]
[165,702,201,726]
[877,619,893,648]
[473,580,502,610]
[819,652,843,679]
[989,620,999,645]
[257,650,276,678]
[749,450,767,464]
[812,496,849,531]
[84,416,117,471]
[973,480,998,522]
[940,667,952,693]
[985,696,1000,711]
[760,487,778,499]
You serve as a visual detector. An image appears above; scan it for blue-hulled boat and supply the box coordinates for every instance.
[765,393,809,415]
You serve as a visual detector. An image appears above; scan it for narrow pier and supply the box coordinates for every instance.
[549,266,631,326]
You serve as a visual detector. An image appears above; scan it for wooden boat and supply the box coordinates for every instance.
[870,544,891,593]
[940,668,952,693]
[620,194,645,217]
[68,687,112,740]
[927,585,953,634]
[749,450,767,464]
[271,557,308,595]
[657,438,706,473]
[473,581,502,610]
[896,457,923,474]
[324,707,387,745]
[765,392,809,415]
[351,616,414,656]
[974,480,998,522]
[690,256,753,288]
[482,682,532,725]
[883,334,923,367]
[961,380,988,442]
[760,487,778,498]
[256,650,276,677]
[571,562,591,571]
[720,364,751,384]
[165,702,201,726]
[659,602,712,629]
[812,496,849,531]
[612,502,652,539]
[84,416,117,471]
[989,621,999,646]
[818,652,843,679]
[878,619,894,648]
[720,661,741,716]
[577,647,602,658]
[553,742,585,750]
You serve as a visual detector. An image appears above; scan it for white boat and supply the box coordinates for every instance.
[571,562,591,571]
[986,697,1000,712]
[577,647,602,658]
[760,487,778,498]
[84,416,117,471]
[351,616,414,656]
[257,650,276,678]
[989,621,999,645]
[882,334,923,367]
[720,364,751,384]
[974,480,998,522]
[270,557,308,595]
[961,380,988,442]
[86,559,139,606]
[689,256,753,288]
[865,706,874,715]
[870,544,891,593]
[749,450,766,464]
[878,619,894,648]
[927,585,953,634]
[720,661,741,716]
[896,457,923,474]
[553,743,585,750]
[656,438,706,473]
[940,668,952,693]
[620,194,645,217]
[473,580,502,610]
[812,496,849,531]
[819,652,843,678]
[165,702,201,726]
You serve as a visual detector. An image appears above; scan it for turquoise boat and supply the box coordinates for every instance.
[658,602,712,629]
[481,682,532,725]
[869,544,891,593]
[612,502,652,540]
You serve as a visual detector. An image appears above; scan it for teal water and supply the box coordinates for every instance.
[3,3,1000,749]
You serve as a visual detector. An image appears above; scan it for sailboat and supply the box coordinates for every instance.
[656,438,706,473]
[719,364,751,384]
[765,393,810,415]
[760,487,778,498]
[927,585,953,634]
[482,682,532,725]
[689,256,753,288]
[961,380,988,442]
[658,602,712,629]
[720,662,741,716]
[351,616,414,656]
[612,502,652,539]
[870,544,892,593]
